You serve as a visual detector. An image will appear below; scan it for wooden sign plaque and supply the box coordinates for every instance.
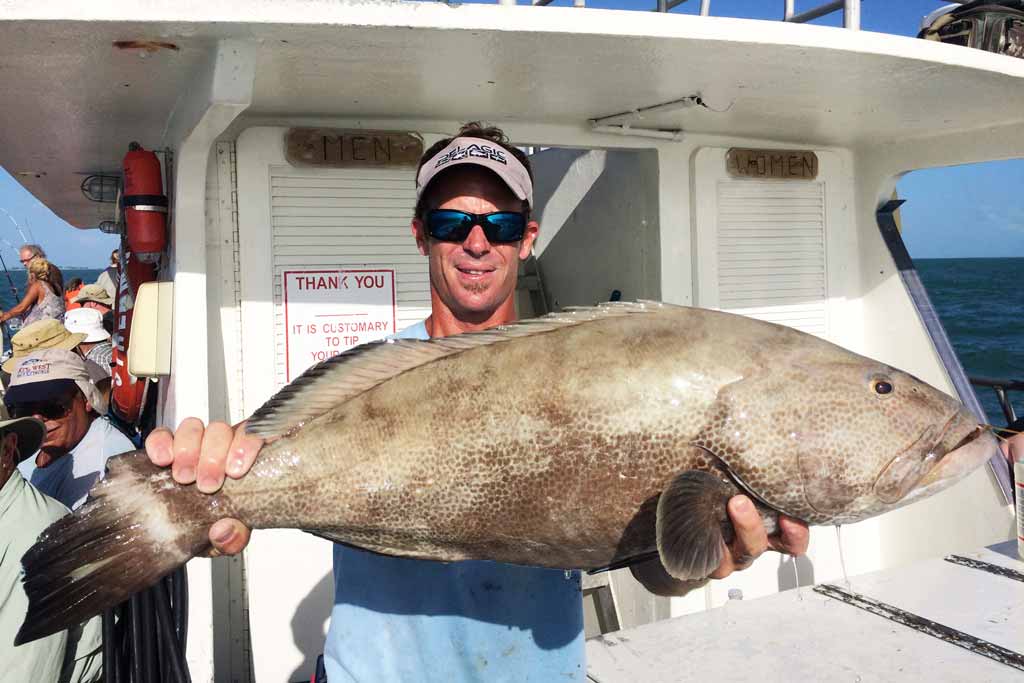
[725,148,819,180]
[286,128,424,168]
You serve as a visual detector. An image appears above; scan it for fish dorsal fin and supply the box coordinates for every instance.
[246,301,669,438]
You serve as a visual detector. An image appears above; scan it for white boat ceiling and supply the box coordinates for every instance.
[3,0,1024,226]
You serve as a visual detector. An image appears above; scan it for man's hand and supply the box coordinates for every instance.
[144,418,263,556]
[709,495,810,580]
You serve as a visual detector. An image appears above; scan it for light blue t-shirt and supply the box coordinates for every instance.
[18,416,136,510]
[323,320,585,682]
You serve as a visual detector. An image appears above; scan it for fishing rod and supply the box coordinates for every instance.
[0,248,19,354]
[0,250,18,300]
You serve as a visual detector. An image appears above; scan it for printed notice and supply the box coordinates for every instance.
[283,269,397,381]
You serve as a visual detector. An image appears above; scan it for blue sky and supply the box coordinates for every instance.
[0,1,1020,267]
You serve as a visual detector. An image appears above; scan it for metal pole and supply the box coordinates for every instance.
[699,0,711,16]
[784,0,795,20]
[657,0,668,12]
[786,0,843,24]
[844,0,861,30]
[498,0,516,5]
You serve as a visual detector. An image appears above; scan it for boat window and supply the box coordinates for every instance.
[896,160,1024,431]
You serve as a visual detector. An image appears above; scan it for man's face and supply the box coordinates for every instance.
[19,249,33,267]
[14,389,92,464]
[0,432,18,487]
[82,301,111,314]
[411,167,539,322]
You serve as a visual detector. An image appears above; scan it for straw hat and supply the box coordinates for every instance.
[2,319,86,373]
[74,283,114,308]
[0,404,45,464]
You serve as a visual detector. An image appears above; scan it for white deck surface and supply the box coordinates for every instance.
[587,542,1024,682]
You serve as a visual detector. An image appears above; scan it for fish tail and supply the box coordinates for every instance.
[16,450,216,645]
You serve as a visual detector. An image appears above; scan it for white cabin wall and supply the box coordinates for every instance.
[847,145,1015,568]
[524,133,1012,620]
[530,148,661,307]
[212,115,1015,678]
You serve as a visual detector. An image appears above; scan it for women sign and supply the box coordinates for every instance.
[282,268,397,381]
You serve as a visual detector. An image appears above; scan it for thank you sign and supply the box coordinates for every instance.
[283,269,397,381]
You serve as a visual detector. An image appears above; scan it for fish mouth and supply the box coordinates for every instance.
[873,410,996,506]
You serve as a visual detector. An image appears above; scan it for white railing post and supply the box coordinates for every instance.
[844,0,861,30]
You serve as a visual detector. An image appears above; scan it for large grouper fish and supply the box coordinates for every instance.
[16,302,996,643]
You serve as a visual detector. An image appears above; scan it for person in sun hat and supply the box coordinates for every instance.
[64,308,113,373]
[73,284,113,315]
[2,318,87,375]
[138,122,811,682]
[6,348,132,511]
[0,404,103,682]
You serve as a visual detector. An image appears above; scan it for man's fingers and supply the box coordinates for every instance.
[144,427,174,467]
[170,417,205,484]
[769,515,811,556]
[196,422,234,494]
[709,495,768,579]
[225,421,264,479]
[208,518,252,556]
[727,495,769,561]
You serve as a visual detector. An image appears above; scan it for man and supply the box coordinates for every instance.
[144,123,809,681]
[19,243,64,294]
[0,406,102,682]
[7,348,133,510]
[95,249,119,302]
[64,308,113,374]
[73,284,113,315]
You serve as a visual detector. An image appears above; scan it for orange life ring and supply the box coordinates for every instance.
[111,144,166,425]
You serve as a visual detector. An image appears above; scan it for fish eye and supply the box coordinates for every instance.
[872,379,894,395]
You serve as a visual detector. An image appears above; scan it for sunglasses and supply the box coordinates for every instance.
[8,395,75,421]
[425,210,526,243]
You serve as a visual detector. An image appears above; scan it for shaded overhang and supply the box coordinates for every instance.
[3,0,1024,226]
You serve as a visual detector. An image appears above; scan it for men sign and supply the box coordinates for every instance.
[283,269,397,381]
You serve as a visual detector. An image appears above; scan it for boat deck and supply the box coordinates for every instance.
[587,541,1024,682]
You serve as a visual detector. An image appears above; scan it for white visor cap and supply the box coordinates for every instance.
[415,137,533,209]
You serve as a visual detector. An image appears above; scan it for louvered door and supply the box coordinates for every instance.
[695,148,842,339]
[269,165,430,388]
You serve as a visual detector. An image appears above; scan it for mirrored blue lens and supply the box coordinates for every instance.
[427,210,473,241]
[426,210,526,243]
[485,213,527,242]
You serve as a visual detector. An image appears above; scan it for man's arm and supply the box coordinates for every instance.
[144,422,810,570]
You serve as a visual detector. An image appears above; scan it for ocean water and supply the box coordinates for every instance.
[916,257,1023,425]
[0,260,1019,425]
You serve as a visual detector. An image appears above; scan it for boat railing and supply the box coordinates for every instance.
[970,375,1023,427]
[520,0,864,30]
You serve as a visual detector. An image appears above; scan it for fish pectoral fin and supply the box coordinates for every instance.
[656,470,738,581]
[630,557,710,597]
